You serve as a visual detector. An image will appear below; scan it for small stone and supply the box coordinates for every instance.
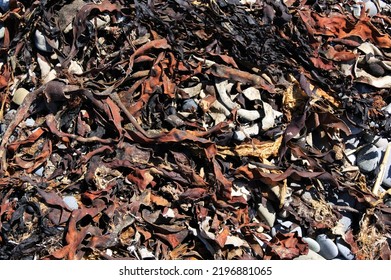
[3,109,16,121]
[303,237,321,253]
[336,237,355,260]
[25,118,35,127]
[356,144,381,173]
[12,88,30,105]
[316,234,339,260]
[34,166,44,177]
[182,99,198,112]
[69,60,83,75]
[63,196,78,210]
[374,137,388,151]
[339,215,352,233]
[34,29,58,52]
[257,201,276,227]
[293,249,325,260]
[382,151,391,188]
[364,1,379,16]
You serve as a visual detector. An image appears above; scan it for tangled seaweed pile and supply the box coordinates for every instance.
[0,0,391,260]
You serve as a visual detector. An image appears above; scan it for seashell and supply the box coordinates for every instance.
[12,87,29,105]
[34,29,58,52]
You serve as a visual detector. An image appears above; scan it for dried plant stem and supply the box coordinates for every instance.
[373,142,391,196]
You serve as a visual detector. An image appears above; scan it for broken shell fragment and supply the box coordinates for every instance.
[34,29,58,52]
[12,88,29,105]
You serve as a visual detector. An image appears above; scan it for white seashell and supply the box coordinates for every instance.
[12,88,29,105]
[37,56,51,77]
[34,30,58,52]
[69,60,83,75]
[34,29,52,52]
[43,69,57,83]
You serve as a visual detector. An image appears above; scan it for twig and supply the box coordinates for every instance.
[331,205,359,214]
[373,142,391,196]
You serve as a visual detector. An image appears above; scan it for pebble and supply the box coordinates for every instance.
[34,29,58,52]
[364,1,379,16]
[63,196,79,210]
[34,166,44,177]
[12,88,30,105]
[25,118,35,127]
[356,144,381,173]
[383,155,391,188]
[257,201,276,227]
[293,249,325,260]
[302,237,320,253]
[316,234,339,260]
[0,123,6,135]
[182,99,198,112]
[374,137,388,151]
[336,237,355,260]
[339,215,352,233]
[69,60,83,75]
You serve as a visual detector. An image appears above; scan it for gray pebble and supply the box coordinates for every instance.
[257,201,276,227]
[182,99,198,112]
[382,154,391,188]
[3,109,16,121]
[25,118,35,127]
[34,29,58,52]
[356,144,381,173]
[316,234,339,260]
[34,166,44,177]
[339,215,352,233]
[63,196,78,210]
[374,137,389,151]
[302,237,320,253]
[336,237,355,260]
